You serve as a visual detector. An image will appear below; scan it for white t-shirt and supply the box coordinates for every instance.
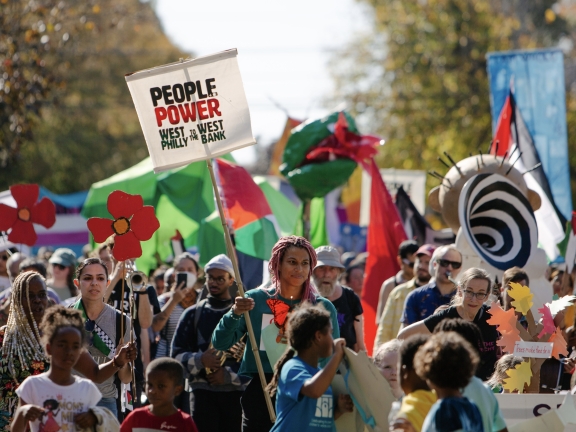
[16,373,102,432]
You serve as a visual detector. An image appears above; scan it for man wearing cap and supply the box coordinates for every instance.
[374,244,434,346]
[312,246,365,352]
[171,254,247,432]
[376,240,420,324]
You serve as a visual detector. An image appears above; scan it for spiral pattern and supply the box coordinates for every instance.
[458,173,538,270]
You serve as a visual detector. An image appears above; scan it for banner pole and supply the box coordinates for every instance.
[206,158,276,422]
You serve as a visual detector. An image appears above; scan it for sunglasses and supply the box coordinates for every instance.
[401,259,415,268]
[437,259,462,270]
[53,263,67,270]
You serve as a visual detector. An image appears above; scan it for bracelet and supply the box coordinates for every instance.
[112,356,123,369]
[230,311,242,321]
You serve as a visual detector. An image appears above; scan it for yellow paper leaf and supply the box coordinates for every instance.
[508,282,534,315]
[502,360,532,393]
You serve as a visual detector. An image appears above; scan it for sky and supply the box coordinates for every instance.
[153,0,370,164]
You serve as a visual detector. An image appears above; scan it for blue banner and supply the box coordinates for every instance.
[487,48,572,219]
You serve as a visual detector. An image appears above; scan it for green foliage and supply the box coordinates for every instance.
[0,0,185,193]
[328,0,575,200]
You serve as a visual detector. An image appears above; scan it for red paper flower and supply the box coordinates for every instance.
[87,190,160,262]
[0,184,56,246]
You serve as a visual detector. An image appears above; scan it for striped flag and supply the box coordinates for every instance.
[493,90,566,260]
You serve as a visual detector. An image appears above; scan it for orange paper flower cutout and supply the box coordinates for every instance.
[0,184,56,246]
[87,190,159,262]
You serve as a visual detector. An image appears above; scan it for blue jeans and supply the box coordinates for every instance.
[97,397,118,418]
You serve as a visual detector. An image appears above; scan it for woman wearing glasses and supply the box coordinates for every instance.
[0,270,136,431]
[71,258,133,419]
[398,268,498,380]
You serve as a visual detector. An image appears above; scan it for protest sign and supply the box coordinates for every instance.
[513,341,553,358]
[125,49,255,173]
[496,393,576,430]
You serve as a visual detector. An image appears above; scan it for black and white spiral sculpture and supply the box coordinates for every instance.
[458,173,538,270]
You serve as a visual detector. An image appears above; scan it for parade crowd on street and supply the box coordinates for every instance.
[0,236,574,432]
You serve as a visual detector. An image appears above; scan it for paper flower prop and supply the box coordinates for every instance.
[0,184,56,246]
[87,190,159,262]
[507,282,533,315]
[281,111,382,201]
[503,361,532,393]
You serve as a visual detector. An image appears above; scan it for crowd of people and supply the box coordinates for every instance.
[0,234,574,431]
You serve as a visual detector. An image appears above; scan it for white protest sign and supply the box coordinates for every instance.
[125,49,255,173]
[498,393,576,431]
[513,341,553,358]
[360,168,426,226]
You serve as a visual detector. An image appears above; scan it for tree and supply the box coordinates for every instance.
[328,0,576,201]
[0,0,185,193]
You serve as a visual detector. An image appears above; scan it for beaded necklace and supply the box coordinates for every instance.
[0,272,48,383]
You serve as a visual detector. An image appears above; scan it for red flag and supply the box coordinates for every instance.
[493,94,513,155]
[361,159,407,355]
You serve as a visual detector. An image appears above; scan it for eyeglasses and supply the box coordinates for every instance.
[207,275,228,284]
[463,290,488,301]
[402,259,415,268]
[437,259,462,270]
[53,263,67,270]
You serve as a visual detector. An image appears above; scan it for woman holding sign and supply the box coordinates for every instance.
[398,267,499,381]
[212,236,339,432]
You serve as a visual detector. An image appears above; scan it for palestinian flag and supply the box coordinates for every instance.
[213,158,280,260]
[493,90,566,260]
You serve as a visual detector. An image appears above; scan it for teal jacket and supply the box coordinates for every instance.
[212,287,340,376]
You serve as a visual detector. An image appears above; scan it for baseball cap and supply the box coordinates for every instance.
[314,246,345,270]
[205,254,235,278]
[415,244,436,257]
[49,248,77,267]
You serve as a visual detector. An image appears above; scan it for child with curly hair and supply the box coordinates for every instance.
[266,303,353,432]
[12,305,103,432]
[415,332,483,432]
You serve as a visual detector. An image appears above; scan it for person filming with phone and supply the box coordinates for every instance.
[152,252,200,360]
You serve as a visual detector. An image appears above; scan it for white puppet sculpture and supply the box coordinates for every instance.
[428,152,552,312]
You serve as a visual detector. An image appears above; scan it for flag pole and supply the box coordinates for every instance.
[206,158,276,422]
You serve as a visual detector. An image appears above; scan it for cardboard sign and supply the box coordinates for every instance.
[125,49,255,173]
[514,341,553,358]
[497,393,576,430]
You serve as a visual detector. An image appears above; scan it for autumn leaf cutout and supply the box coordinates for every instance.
[507,282,533,315]
[503,361,532,393]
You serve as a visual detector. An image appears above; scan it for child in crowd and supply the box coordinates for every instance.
[390,335,437,432]
[267,303,353,431]
[373,339,404,399]
[486,354,524,393]
[415,332,483,432]
[121,358,197,431]
[12,306,103,432]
